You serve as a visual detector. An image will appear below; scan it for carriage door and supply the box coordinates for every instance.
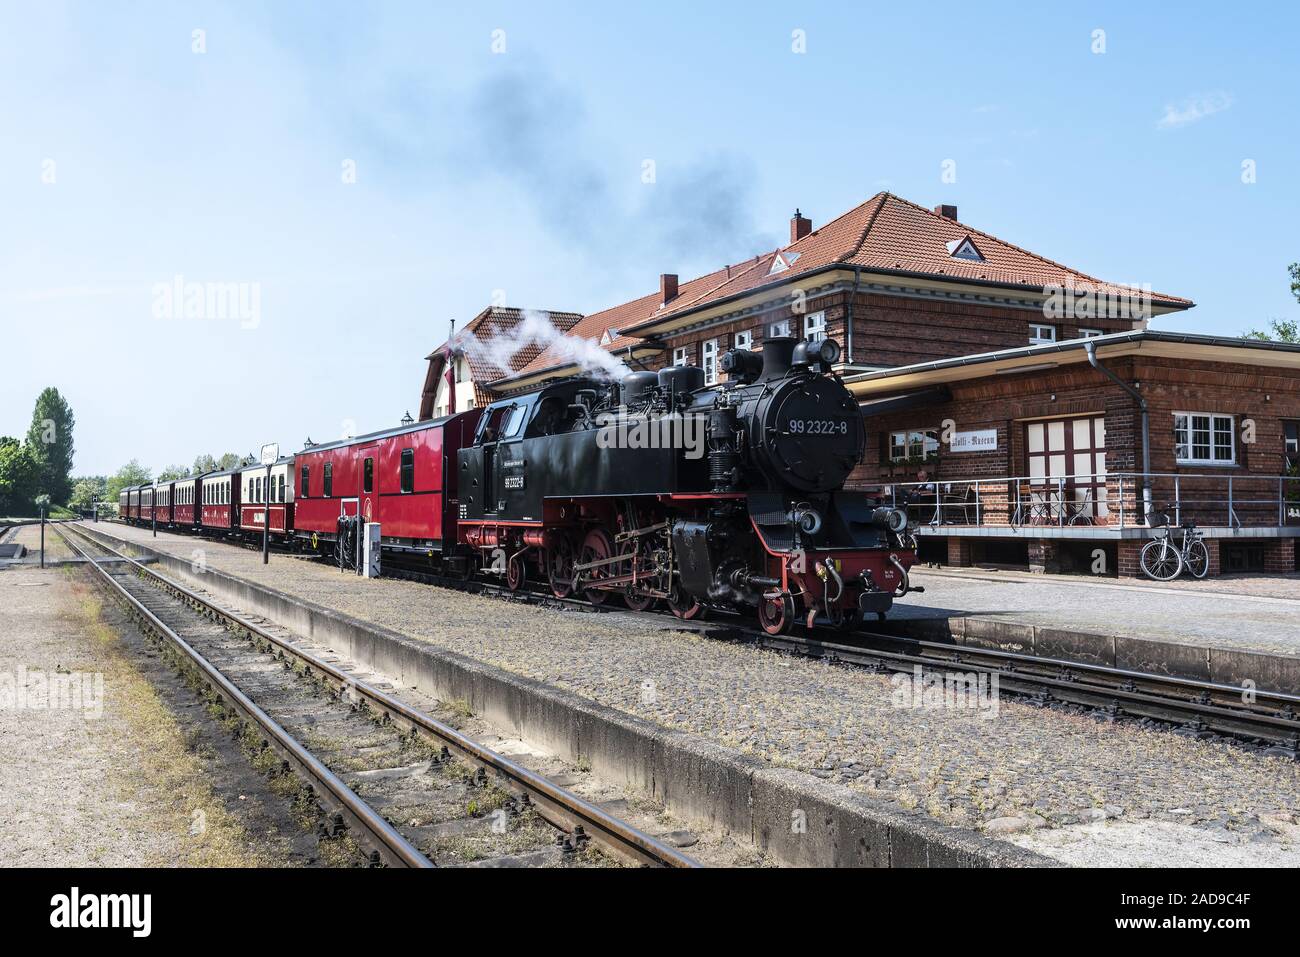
[356,444,378,524]
[1025,415,1107,520]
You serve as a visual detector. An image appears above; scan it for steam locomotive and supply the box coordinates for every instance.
[120,335,919,635]
[457,336,919,633]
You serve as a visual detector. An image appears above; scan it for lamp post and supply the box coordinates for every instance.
[35,494,50,569]
[260,443,279,565]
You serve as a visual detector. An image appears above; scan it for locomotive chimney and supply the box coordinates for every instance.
[660,273,679,305]
[933,204,958,221]
[790,209,812,244]
[759,336,797,381]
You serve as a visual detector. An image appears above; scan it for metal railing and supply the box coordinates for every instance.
[865,471,1300,531]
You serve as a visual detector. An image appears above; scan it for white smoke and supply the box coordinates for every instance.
[455,309,629,382]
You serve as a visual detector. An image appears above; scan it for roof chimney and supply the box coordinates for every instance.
[660,273,679,305]
[790,208,812,244]
[934,204,958,221]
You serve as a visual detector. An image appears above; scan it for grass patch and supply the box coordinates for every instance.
[66,578,284,867]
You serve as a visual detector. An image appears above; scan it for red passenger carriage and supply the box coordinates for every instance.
[293,412,480,560]
[199,467,241,532]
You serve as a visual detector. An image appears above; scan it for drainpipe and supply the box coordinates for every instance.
[1085,340,1152,522]
[844,266,862,365]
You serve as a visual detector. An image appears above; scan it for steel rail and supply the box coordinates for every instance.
[852,629,1300,711]
[58,526,434,868]
[63,523,699,868]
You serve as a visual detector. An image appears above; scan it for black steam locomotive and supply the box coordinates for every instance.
[457,336,918,633]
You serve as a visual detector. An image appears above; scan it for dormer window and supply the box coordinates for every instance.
[768,251,802,275]
[946,236,985,262]
[600,328,619,345]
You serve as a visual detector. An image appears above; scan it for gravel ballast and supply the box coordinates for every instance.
[95,522,1300,866]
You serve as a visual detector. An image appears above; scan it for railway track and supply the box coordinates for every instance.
[100,520,1300,757]
[385,546,1300,758]
[58,523,700,869]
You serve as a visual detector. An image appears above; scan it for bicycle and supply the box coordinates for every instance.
[1139,510,1210,581]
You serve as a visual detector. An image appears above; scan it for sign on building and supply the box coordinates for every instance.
[950,429,998,453]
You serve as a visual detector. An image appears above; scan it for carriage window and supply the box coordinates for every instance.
[363,457,374,493]
[279,475,285,503]
[400,449,415,493]
[301,466,310,498]
[323,463,333,498]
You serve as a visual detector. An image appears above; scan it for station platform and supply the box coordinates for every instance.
[891,566,1300,692]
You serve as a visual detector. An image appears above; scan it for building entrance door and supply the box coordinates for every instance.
[1025,415,1107,521]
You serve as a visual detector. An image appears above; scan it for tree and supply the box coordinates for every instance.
[0,436,41,516]
[1244,264,1300,342]
[105,460,152,503]
[193,454,217,475]
[157,464,190,481]
[25,387,75,504]
[216,453,241,470]
[68,476,107,510]
[1244,318,1299,343]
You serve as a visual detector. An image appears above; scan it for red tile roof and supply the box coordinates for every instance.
[627,192,1192,332]
[491,191,1192,387]
[420,306,582,414]
[496,264,746,385]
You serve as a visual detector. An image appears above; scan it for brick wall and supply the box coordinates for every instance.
[652,289,1139,378]
[850,352,1300,533]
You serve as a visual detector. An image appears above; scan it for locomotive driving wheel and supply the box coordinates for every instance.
[666,582,704,621]
[547,536,575,599]
[578,528,614,606]
[506,553,527,591]
[759,593,797,636]
[620,539,656,612]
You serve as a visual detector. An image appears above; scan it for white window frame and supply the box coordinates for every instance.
[702,339,719,385]
[889,429,940,463]
[734,330,753,351]
[1029,323,1057,345]
[768,319,791,338]
[1078,328,1103,338]
[1173,412,1235,466]
[803,310,826,343]
[673,346,689,367]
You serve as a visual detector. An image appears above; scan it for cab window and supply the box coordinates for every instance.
[502,404,527,439]
[323,463,333,498]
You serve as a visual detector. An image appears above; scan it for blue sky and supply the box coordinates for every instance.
[2,1,1297,475]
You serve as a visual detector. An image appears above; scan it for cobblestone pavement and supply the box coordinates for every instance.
[900,566,1300,657]
[95,522,1300,866]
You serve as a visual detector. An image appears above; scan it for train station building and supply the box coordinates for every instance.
[422,192,1300,577]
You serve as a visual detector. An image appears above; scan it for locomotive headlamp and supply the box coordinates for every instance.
[789,506,823,535]
[817,338,841,365]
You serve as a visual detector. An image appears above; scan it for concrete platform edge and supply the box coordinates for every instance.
[78,524,1048,868]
